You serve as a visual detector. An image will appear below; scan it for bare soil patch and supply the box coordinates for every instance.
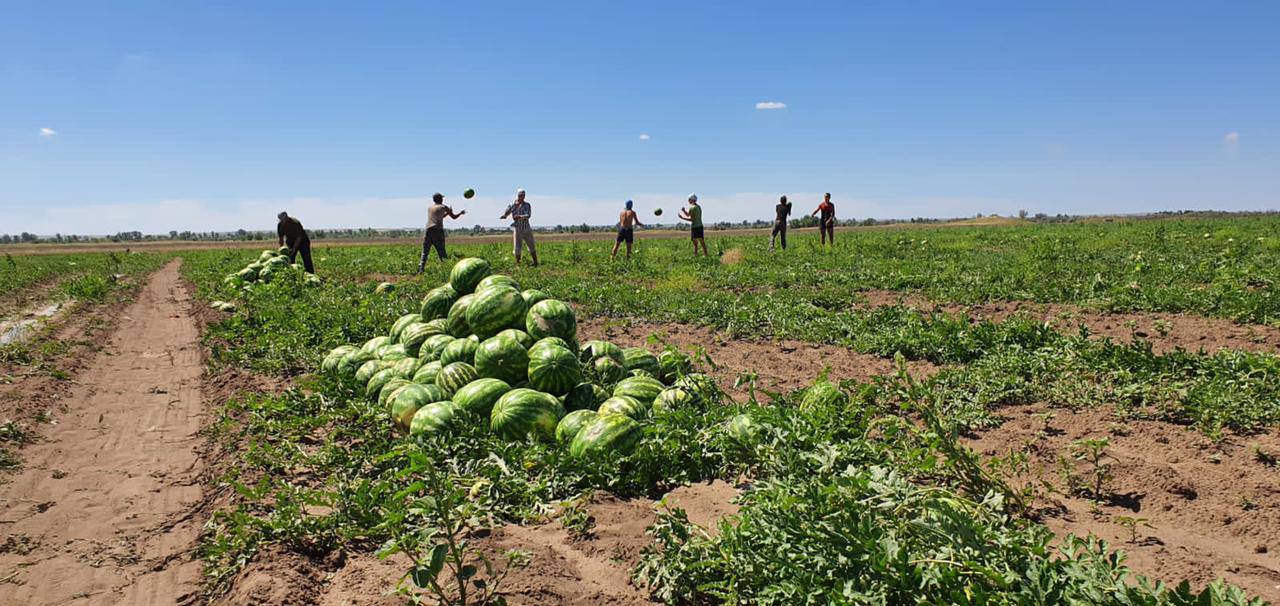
[0,260,208,605]
[579,317,940,399]
[857,290,1280,355]
[967,403,1280,602]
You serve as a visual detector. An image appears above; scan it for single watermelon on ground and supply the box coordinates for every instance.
[410,401,462,436]
[657,350,693,382]
[375,282,396,294]
[526,299,577,343]
[613,375,665,406]
[420,285,459,321]
[446,293,476,337]
[436,362,479,395]
[597,395,647,420]
[474,333,531,385]
[568,414,642,459]
[451,377,512,418]
[674,373,718,397]
[449,258,491,295]
[801,381,847,410]
[726,414,762,444]
[621,347,660,377]
[476,274,519,293]
[440,338,479,366]
[467,285,526,339]
[555,409,598,443]
[527,343,582,396]
[490,388,564,441]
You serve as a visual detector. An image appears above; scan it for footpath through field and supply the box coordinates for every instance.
[0,260,205,605]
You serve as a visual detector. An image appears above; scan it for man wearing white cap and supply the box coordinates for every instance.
[678,194,708,257]
[500,189,539,266]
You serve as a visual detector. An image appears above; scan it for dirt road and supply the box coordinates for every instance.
[0,260,206,605]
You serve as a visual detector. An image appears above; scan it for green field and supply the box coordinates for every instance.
[166,216,1280,604]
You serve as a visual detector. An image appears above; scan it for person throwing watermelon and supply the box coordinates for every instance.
[678,194,708,257]
[276,211,315,273]
[611,199,645,260]
[771,194,793,251]
[416,192,466,273]
[500,188,539,267]
[812,193,836,247]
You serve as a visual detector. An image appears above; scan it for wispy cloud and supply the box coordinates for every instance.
[1223,131,1240,152]
[39,127,57,137]
[638,133,650,141]
[755,101,787,110]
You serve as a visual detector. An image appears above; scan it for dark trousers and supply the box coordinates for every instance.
[771,221,787,248]
[419,227,447,269]
[288,238,315,273]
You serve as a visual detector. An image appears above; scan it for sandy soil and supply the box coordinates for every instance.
[0,261,207,605]
[857,290,1280,355]
[578,317,940,400]
[968,403,1280,602]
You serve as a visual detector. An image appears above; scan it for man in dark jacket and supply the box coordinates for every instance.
[276,211,315,273]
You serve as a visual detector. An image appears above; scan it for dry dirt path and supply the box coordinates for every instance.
[0,260,206,605]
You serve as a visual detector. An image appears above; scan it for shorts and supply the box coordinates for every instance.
[616,228,634,244]
[691,226,705,240]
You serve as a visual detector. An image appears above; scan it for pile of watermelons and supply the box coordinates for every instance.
[320,257,714,459]
[223,246,320,290]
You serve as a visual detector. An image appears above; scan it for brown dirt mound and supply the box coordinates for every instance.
[967,403,1280,602]
[857,290,1280,355]
[578,317,939,399]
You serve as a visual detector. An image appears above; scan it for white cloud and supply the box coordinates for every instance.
[1223,131,1240,151]
[638,134,650,141]
[755,101,787,110]
[39,127,57,137]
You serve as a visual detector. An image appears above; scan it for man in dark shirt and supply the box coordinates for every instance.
[276,211,315,273]
[811,193,836,247]
[771,195,792,251]
[417,193,466,273]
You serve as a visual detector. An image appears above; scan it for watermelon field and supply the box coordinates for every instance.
[2,216,1279,604]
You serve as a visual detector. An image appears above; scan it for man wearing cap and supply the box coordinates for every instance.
[500,189,539,266]
[276,211,315,273]
[611,199,645,260]
[678,194,708,257]
[417,193,466,273]
[812,193,837,247]
[771,195,793,251]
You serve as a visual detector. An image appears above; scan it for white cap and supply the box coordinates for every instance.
[688,193,698,202]
[516,188,526,195]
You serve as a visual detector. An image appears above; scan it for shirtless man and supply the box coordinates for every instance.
[611,199,645,260]
[771,195,793,250]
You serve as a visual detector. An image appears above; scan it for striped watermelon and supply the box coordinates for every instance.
[356,359,389,384]
[476,274,519,293]
[525,299,577,343]
[451,377,511,418]
[412,361,443,385]
[366,368,402,399]
[322,345,358,373]
[390,357,421,379]
[801,381,847,410]
[613,375,665,406]
[674,373,718,396]
[490,388,564,441]
[338,350,376,376]
[360,336,391,357]
[657,350,692,382]
[593,357,625,384]
[401,322,445,356]
[598,395,647,420]
[568,414,642,459]
[521,289,550,309]
[653,387,698,415]
[410,401,462,436]
[389,383,445,431]
[562,382,607,412]
[555,410,598,443]
[440,337,479,366]
[376,343,410,361]
[621,347,660,376]
[474,333,530,385]
[530,336,573,357]
[496,328,534,349]
[377,378,412,408]
[726,414,761,444]
[436,362,479,395]
[418,334,455,362]
[446,294,476,337]
[390,314,423,342]
[449,258,491,295]
[579,340,625,366]
[420,285,459,321]
[467,285,526,339]
[527,344,582,396]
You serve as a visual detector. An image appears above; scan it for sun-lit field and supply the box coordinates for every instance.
[57,215,1256,604]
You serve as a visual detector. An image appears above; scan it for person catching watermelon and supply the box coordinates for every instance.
[812,192,836,247]
[771,194,792,251]
[500,188,539,267]
[678,194,708,257]
[417,193,466,273]
[276,211,315,273]
[611,199,645,260]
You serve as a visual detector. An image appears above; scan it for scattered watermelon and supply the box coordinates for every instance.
[801,381,847,410]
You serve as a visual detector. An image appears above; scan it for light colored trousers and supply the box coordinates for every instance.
[513,222,536,256]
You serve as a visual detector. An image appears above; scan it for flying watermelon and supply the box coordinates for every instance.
[464,188,476,199]
[654,208,663,216]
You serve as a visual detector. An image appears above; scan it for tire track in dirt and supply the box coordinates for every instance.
[0,260,206,605]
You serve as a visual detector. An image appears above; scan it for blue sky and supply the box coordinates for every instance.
[2,1,1277,234]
